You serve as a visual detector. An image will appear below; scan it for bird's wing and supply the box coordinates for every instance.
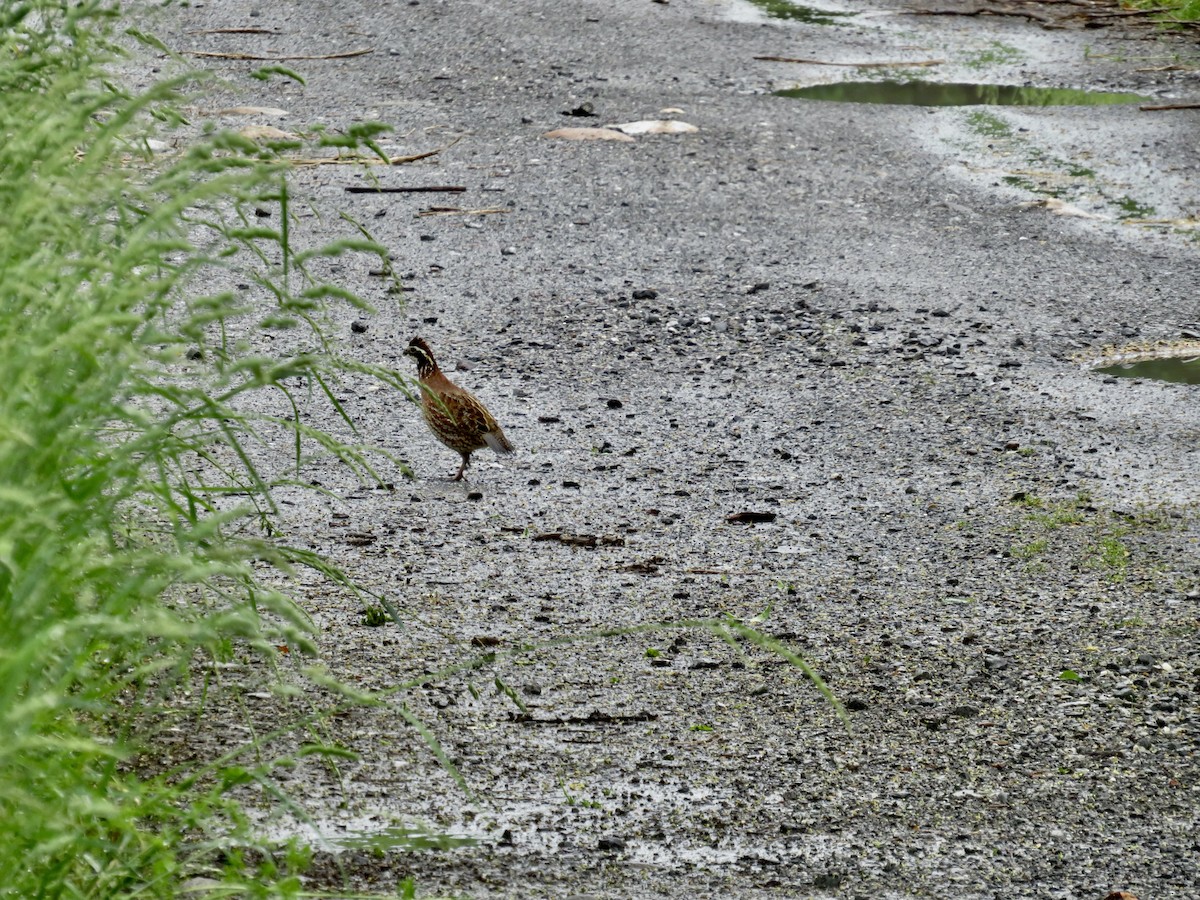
[441,391,494,437]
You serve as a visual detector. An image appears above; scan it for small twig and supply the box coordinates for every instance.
[344,185,466,194]
[1123,217,1200,228]
[1139,102,1200,111]
[188,27,280,35]
[905,7,1052,24]
[416,206,510,216]
[290,140,459,168]
[1082,7,1170,17]
[186,47,374,61]
[755,55,943,67]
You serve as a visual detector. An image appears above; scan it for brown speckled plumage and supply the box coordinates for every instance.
[404,337,513,480]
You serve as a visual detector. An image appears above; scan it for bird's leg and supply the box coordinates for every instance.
[453,453,470,481]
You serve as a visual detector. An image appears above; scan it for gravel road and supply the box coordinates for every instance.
[138,0,1200,896]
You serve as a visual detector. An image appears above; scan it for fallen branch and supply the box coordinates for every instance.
[905,7,1053,24]
[1139,102,1200,111]
[755,55,943,67]
[345,185,466,193]
[187,47,374,61]
[1082,7,1170,17]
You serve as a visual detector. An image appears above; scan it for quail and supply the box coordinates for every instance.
[403,336,514,480]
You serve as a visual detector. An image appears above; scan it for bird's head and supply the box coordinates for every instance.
[405,336,438,377]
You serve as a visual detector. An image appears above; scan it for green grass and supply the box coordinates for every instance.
[963,40,1024,70]
[1116,195,1157,220]
[1029,503,1086,529]
[0,3,405,895]
[1010,538,1049,560]
[1094,531,1131,580]
[1132,0,1200,22]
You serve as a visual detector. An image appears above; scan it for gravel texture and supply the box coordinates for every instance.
[136,0,1200,896]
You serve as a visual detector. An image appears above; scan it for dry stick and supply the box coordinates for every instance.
[416,207,510,216]
[345,185,466,193]
[188,27,280,34]
[1140,102,1200,111]
[290,142,459,168]
[755,55,943,67]
[186,47,374,61]
[906,7,1053,24]
[1135,65,1199,73]
[1083,7,1171,17]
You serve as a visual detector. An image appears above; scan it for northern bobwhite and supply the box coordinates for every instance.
[403,336,514,480]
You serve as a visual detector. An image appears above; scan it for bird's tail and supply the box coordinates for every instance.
[484,429,515,455]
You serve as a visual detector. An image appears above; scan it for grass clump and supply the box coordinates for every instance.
[1131,0,1200,23]
[0,2,401,895]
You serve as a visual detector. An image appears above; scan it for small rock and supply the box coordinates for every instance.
[632,289,658,300]
[597,837,626,852]
[351,319,369,334]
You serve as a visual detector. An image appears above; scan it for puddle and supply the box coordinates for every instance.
[337,823,478,852]
[1097,355,1200,386]
[264,815,478,853]
[746,0,854,24]
[776,80,1149,107]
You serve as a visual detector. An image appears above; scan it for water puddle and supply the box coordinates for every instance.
[264,815,478,853]
[1097,354,1200,386]
[336,823,478,852]
[776,80,1149,107]
[746,0,855,25]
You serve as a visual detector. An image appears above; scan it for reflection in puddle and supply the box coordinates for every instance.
[337,823,478,852]
[1098,355,1200,386]
[265,817,478,853]
[746,0,854,24]
[776,80,1148,107]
